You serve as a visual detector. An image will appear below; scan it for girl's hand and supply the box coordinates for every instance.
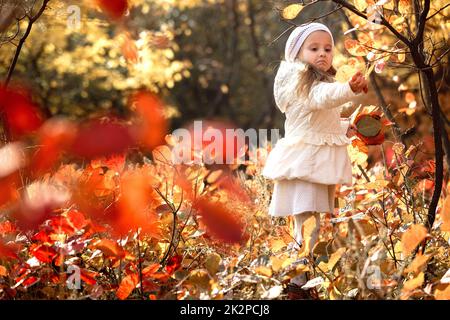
[349,71,369,94]
[346,123,358,138]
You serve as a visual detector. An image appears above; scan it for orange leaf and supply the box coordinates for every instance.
[401,224,427,256]
[120,32,138,64]
[142,263,161,276]
[129,91,167,151]
[90,239,126,259]
[402,272,424,292]
[404,253,431,275]
[116,273,139,300]
[0,265,7,277]
[344,39,369,57]
[434,284,450,300]
[114,169,160,237]
[28,118,77,178]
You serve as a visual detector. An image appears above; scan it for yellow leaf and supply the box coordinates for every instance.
[441,196,450,232]
[353,0,369,12]
[282,4,304,20]
[301,215,319,254]
[270,256,284,273]
[281,257,296,269]
[404,253,431,275]
[335,64,359,83]
[318,247,346,273]
[402,272,424,292]
[254,266,272,277]
[269,238,287,252]
[401,224,427,256]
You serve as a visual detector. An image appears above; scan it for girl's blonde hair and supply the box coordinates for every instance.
[295,61,337,99]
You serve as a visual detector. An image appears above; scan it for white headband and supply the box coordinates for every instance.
[284,22,334,63]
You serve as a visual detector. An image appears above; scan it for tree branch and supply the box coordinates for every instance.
[327,0,412,46]
[4,0,50,88]
[413,0,430,46]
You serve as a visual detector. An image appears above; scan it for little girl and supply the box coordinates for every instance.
[262,22,368,289]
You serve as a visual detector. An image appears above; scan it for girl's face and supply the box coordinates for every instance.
[297,31,333,72]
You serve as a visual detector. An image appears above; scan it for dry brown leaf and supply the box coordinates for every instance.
[205,253,222,276]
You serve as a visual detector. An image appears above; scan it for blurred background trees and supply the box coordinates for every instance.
[1,0,448,146]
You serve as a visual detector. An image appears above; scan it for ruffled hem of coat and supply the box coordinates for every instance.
[277,132,351,147]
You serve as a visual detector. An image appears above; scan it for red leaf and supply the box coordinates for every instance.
[192,197,245,244]
[69,118,134,160]
[31,230,53,244]
[49,216,75,234]
[0,86,44,140]
[21,276,40,289]
[31,244,57,263]
[116,273,139,300]
[80,268,98,285]
[0,240,20,260]
[0,172,20,207]
[165,254,182,275]
[185,120,246,164]
[66,209,88,231]
[96,0,128,20]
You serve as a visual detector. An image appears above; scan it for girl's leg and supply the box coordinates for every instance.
[328,184,337,215]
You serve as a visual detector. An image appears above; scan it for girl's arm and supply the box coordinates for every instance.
[306,81,362,111]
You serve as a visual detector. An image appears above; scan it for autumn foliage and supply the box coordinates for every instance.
[1,0,450,301]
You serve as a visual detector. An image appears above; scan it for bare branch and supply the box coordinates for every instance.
[426,2,450,20]
[4,0,51,88]
[326,0,412,46]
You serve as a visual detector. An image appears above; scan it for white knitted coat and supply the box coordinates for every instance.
[262,60,362,186]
